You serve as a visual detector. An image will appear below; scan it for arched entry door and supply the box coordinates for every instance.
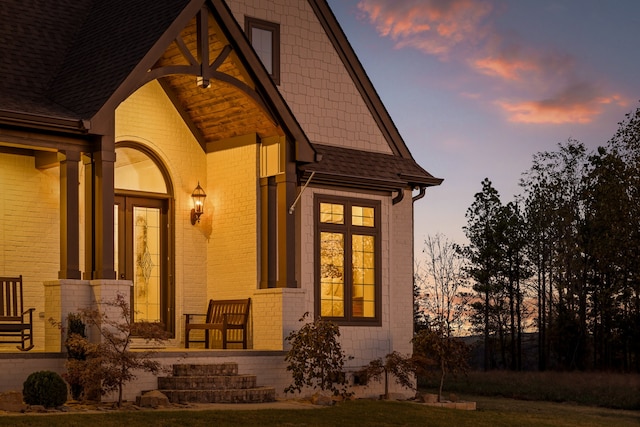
[114,144,174,334]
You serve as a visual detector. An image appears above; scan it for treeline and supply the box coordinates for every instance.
[461,106,640,372]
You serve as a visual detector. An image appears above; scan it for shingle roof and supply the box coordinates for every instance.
[0,0,190,120]
[0,0,441,187]
[0,0,93,119]
[302,144,442,190]
[48,0,191,118]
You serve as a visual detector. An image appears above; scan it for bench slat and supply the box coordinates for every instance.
[185,298,250,349]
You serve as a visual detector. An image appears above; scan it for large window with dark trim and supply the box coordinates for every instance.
[315,196,381,325]
[245,16,280,84]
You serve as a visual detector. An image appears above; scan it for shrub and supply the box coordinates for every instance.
[22,371,68,408]
[284,313,352,398]
[65,312,88,400]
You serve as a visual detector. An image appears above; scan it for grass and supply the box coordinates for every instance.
[2,371,638,426]
[0,397,638,427]
[419,370,640,410]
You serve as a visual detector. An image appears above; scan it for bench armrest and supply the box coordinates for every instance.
[184,313,206,324]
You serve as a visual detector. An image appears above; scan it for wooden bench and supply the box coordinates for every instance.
[0,275,35,351]
[184,298,251,349]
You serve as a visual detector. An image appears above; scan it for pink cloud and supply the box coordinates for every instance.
[357,0,493,57]
[473,57,537,81]
[497,83,622,124]
[356,0,619,125]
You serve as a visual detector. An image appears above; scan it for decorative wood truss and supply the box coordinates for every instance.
[143,8,282,151]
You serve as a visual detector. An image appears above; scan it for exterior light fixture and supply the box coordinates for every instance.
[190,182,206,225]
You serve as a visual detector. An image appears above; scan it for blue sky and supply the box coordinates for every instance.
[326,0,640,252]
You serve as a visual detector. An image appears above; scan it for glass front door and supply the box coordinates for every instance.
[115,196,169,328]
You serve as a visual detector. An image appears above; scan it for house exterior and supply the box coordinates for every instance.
[0,0,442,400]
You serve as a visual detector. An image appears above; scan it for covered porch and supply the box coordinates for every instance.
[0,5,315,355]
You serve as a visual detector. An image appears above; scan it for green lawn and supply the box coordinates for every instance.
[1,397,638,427]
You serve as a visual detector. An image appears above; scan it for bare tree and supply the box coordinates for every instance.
[417,233,469,336]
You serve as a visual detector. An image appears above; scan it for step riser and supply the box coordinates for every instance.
[161,388,276,404]
[172,363,238,377]
[158,375,257,390]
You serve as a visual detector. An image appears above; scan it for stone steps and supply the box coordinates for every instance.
[157,363,276,404]
[160,387,276,404]
[158,374,258,390]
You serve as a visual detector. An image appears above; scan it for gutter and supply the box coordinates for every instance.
[0,110,89,134]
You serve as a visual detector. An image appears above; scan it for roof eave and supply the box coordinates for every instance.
[0,110,89,134]
[399,173,444,188]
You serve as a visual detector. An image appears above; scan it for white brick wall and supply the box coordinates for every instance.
[44,280,93,352]
[207,137,260,301]
[0,354,66,392]
[252,288,306,350]
[0,153,60,349]
[389,194,415,356]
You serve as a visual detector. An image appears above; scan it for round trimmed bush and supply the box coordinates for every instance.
[23,371,68,408]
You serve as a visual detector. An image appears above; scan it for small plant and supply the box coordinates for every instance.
[284,313,352,398]
[362,351,417,400]
[22,371,68,408]
[65,312,86,360]
[64,312,88,400]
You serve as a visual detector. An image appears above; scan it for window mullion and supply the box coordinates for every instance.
[345,220,352,321]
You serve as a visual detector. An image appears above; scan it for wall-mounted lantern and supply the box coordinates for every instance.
[190,182,206,225]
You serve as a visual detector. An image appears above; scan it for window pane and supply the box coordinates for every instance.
[352,206,375,227]
[320,232,344,317]
[320,203,344,224]
[133,207,161,323]
[252,27,273,74]
[115,147,167,193]
[352,235,375,318]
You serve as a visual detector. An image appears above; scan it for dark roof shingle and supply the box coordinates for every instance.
[0,0,191,120]
[302,144,442,190]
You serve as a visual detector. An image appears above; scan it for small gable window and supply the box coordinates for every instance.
[245,17,280,85]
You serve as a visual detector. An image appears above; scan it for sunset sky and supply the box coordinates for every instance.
[327,0,640,251]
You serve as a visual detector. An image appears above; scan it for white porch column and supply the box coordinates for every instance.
[252,288,306,350]
[89,280,133,342]
[44,279,92,352]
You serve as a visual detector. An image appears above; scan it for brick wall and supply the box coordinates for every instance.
[389,194,415,356]
[207,136,260,301]
[0,153,60,349]
[252,288,306,350]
